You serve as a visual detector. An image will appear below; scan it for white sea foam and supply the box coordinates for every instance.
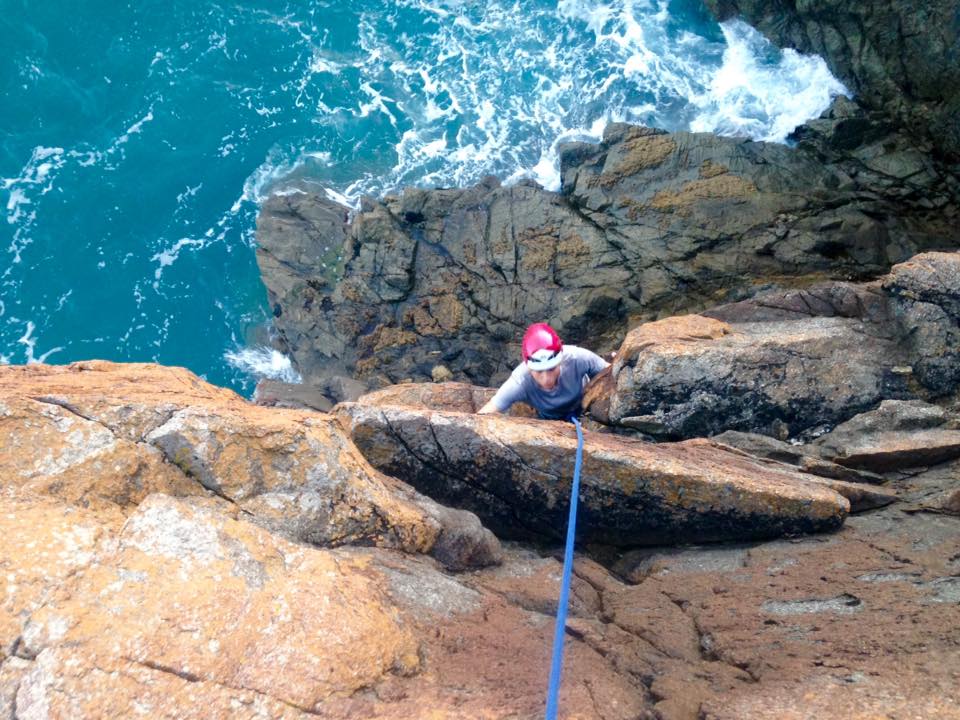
[17,321,64,364]
[689,20,849,141]
[1,0,853,395]
[324,187,357,208]
[224,346,302,383]
[287,0,850,203]
[175,183,203,206]
[3,146,66,264]
[150,237,208,282]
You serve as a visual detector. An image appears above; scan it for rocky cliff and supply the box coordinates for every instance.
[256,114,959,399]
[255,1,960,404]
[2,362,958,719]
[5,2,960,718]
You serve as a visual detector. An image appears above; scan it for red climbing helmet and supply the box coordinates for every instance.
[522,323,563,371]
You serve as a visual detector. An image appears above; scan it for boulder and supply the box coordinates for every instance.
[252,378,334,412]
[0,657,30,719]
[588,252,960,440]
[884,251,960,394]
[701,279,892,326]
[356,380,536,418]
[710,431,885,482]
[713,438,897,513]
[2,362,958,718]
[335,402,849,546]
[0,488,113,658]
[0,362,500,572]
[9,493,647,719]
[0,394,197,513]
[884,251,960,319]
[815,400,960,471]
[584,313,909,439]
[19,494,424,710]
[16,648,312,720]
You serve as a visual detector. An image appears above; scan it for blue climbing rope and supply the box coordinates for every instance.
[545,415,585,720]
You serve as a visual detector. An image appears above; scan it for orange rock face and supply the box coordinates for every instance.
[21,494,422,710]
[0,361,445,555]
[1,361,958,719]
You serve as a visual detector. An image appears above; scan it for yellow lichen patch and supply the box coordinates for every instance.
[373,325,419,353]
[0,363,443,560]
[145,405,441,554]
[0,362,246,422]
[600,134,677,187]
[0,396,198,511]
[616,315,734,367]
[556,231,593,264]
[699,160,730,178]
[339,281,367,304]
[355,356,381,376]
[649,174,757,214]
[410,295,465,337]
[517,229,558,272]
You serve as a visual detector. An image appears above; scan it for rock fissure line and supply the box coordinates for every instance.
[144,435,253,517]
[580,677,608,720]
[29,396,97,425]
[131,658,203,684]
[123,657,327,717]
[863,540,917,567]
[662,590,760,682]
[572,568,609,618]
[486,430,567,486]
[604,615,681,664]
[379,412,530,531]
[10,636,32,662]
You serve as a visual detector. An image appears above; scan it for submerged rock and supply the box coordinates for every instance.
[336,402,848,546]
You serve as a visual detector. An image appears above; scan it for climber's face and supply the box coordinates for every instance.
[531,366,561,391]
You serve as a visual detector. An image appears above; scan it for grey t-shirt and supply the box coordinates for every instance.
[489,345,609,420]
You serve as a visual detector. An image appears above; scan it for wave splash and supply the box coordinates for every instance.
[224,346,302,385]
[262,1,848,203]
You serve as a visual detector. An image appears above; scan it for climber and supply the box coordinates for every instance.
[477,322,609,420]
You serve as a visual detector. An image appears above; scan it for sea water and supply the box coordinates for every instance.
[1,0,848,394]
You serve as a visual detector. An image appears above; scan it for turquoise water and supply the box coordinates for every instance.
[1,0,846,394]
